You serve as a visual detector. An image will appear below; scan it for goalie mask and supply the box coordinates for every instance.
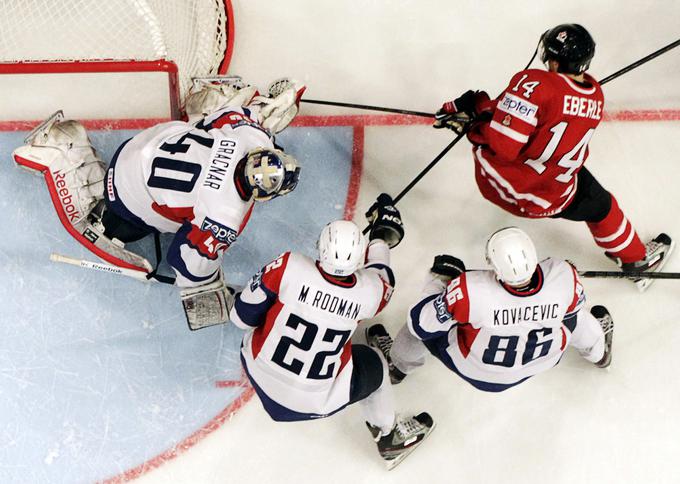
[244,148,300,201]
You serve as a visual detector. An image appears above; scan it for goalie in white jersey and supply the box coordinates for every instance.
[368,227,614,392]
[14,77,303,330]
[230,195,434,470]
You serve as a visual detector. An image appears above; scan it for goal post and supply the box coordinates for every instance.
[0,0,234,124]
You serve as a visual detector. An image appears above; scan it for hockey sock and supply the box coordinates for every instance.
[361,349,396,434]
[586,196,645,263]
[391,325,429,375]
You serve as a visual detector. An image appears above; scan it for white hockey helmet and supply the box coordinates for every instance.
[318,220,367,277]
[485,227,538,287]
[244,147,300,201]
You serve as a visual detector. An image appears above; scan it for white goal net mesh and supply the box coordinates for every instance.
[0,0,228,99]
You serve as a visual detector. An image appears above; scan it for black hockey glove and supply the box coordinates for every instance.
[431,254,466,280]
[433,90,479,134]
[365,193,404,248]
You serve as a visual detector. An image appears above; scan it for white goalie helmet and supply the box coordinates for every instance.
[244,147,300,201]
[318,220,367,277]
[485,227,538,287]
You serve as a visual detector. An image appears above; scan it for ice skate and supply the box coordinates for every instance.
[607,233,674,291]
[591,306,614,368]
[367,412,435,470]
[366,324,406,384]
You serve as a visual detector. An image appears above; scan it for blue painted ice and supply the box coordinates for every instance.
[0,126,354,483]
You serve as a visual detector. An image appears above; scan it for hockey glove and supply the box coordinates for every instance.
[431,254,466,280]
[433,90,492,134]
[365,193,404,248]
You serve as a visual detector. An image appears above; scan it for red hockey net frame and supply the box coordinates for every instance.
[0,0,235,128]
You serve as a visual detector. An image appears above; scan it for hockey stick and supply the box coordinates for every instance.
[598,37,680,85]
[301,98,434,118]
[50,253,152,282]
[578,270,680,280]
[362,131,466,234]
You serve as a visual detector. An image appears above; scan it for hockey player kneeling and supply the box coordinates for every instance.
[368,227,614,392]
[230,196,434,470]
[13,77,304,331]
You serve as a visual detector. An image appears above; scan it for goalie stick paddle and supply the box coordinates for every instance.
[50,253,152,281]
[361,35,680,234]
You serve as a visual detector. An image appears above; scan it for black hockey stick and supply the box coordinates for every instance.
[579,270,680,280]
[598,37,680,85]
[362,130,465,235]
[301,98,434,118]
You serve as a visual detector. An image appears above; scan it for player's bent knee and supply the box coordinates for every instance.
[348,344,385,404]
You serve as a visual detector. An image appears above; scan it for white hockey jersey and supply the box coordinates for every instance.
[106,107,274,286]
[230,241,394,420]
[408,258,587,391]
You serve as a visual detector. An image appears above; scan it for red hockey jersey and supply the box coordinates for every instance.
[469,69,604,217]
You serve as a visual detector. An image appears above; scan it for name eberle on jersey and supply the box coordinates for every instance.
[298,284,362,319]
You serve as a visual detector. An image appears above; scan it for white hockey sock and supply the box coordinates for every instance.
[391,324,430,374]
[361,348,396,434]
[573,310,605,363]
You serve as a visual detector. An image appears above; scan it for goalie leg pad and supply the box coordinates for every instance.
[13,112,153,274]
[181,272,236,331]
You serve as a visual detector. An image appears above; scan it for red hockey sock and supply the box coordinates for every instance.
[587,196,645,263]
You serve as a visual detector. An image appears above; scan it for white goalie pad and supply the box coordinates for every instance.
[185,75,258,123]
[250,78,306,134]
[13,111,153,274]
[180,272,236,331]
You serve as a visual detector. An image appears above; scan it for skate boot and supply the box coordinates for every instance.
[591,305,614,369]
[607,233,674,291]
[367,412,435,470]
[366,324,406,384]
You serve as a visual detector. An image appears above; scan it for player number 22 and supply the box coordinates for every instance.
[271,314,351,380]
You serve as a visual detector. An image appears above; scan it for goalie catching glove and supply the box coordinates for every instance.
[365,193,404,248]
[185,76,258,123]
[180,270,236,331]
[250,78,306,134]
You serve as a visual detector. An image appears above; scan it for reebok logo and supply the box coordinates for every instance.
[201,217,238,245]
[54,172,81,223]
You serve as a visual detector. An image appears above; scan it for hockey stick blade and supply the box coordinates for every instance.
[50,253,151,282]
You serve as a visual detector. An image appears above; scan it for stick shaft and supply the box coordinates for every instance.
[50,253,150,281]
[301,98,434,118]
[579,270,680,280]
[362,132,465,235]
[599,38,680,85]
